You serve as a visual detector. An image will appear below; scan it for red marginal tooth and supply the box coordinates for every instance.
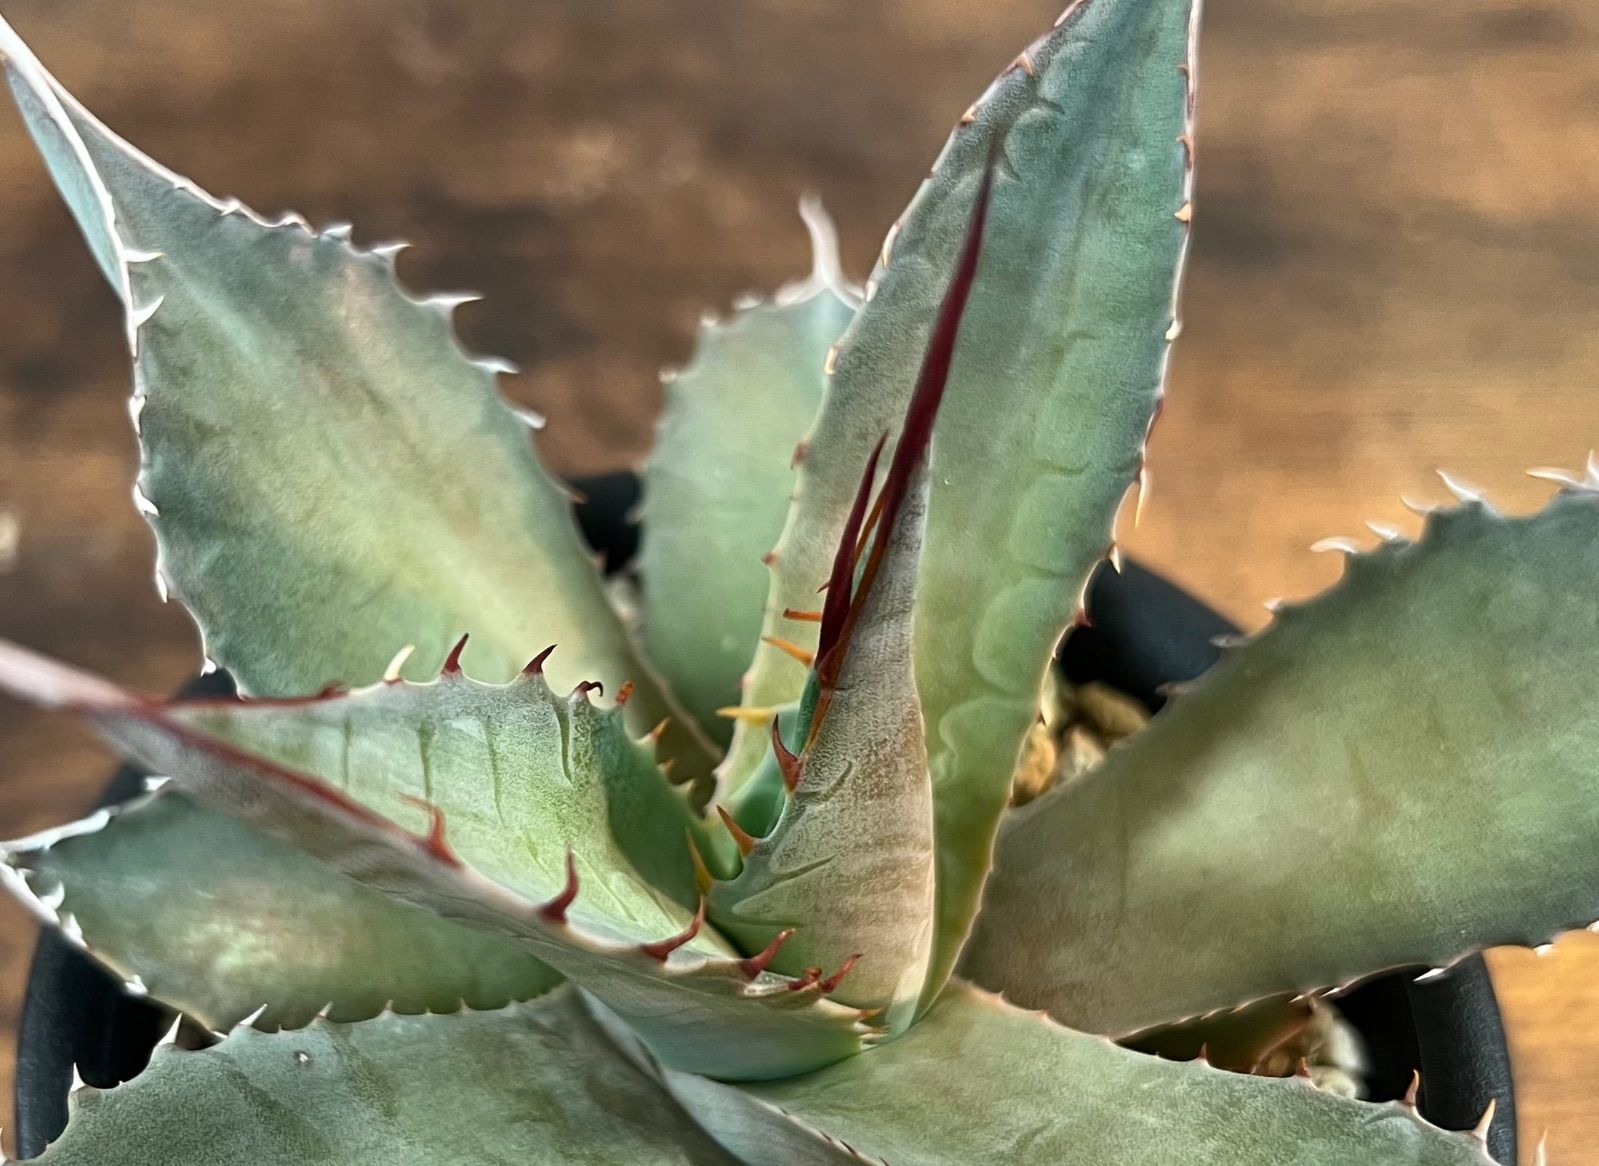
[616,679,636,706]
[574,680,604,700]
[716,805,758,857]
[523,644,557,676]
[441,634,470,676]
[540,851,580,923]
[770,718,804,792]
[787,966,823,991]
[738,928,794,979]
[819,953,861,994]
[640,899,706,961]
[399,794,462,868]
[315,683,345,699]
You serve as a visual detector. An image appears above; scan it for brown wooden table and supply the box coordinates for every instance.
[0,0,1594,1160]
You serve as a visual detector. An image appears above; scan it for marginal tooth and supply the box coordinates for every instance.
[369,240,411,262]
[69,1063,86,1095]
[1471,1098,1497,1142]
[639,899,707,961]
[383,644,416,682]
[124,973,149,997]
[131,482,160,518]
[539,851,580,923]
[1527,466,1585,488]
[761,635,815,667]
[796,193,846,296]
[685,830,715,896]
[731,291,763,311]
[818,953,861,994]
[1174,201,1193,223]
[1107,544,1124,573]
[824,345,840,376]
[1402,1070,1421,1108]
[1263,597,1287,614]
[428,292,482,313]
[144,775,172,793]
[321,222,353,241]
[155,1013,183,1047]
[474,355,520,376]
[128,295,165,330]
[1365,521,1403,542]
[1534,1131,1549,1166]
[238,1003,269,1030]
[699,310,721,328]
[36,881,65,912]
[737,928,794,979]
[1400,495,1438,517]
[1413,966,1449,984]
[1535,942,1556,956]
[1165,318,1182,341]
[123,248,165,263]
[716,705,778,725]
[1436,469,1486,504]
[1587,449,1599,483]
[1310,537,1362,555]
[58,911,84,944]
[716,805,758,857]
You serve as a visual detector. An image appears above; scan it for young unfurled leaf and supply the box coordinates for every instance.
[641,206,855,743]
[3,792,561,1031]
[0,13,714,781]
[23,989,740,1165]
[965,494,1599,1038]
[719,0,1198,1006]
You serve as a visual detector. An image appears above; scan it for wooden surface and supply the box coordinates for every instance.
[0,0,1594,1159]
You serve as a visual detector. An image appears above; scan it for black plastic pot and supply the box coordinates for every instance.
[14,473,1515,1162]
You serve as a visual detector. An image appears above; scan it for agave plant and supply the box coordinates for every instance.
[0,0,1588,1160]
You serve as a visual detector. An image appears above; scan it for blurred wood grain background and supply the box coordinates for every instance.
[0,0,1594,1159]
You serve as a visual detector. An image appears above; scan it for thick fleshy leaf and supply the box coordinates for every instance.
[0,643,870,1079]
[658,982,1493,1166]
[964,491,1599,1038]
[705,166,991,1032]
[641,204,855,742]
[710,471,935,1033]
[26,989,739,1165]
[2,791,559,1030]
[157,653,708,916]
[0,14,712,779]
[719,0,1198,1002]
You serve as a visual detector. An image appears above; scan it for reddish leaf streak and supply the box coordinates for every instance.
[809,141,1000,737]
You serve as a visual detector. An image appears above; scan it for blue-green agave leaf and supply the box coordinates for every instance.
[641,202,856,743]
[0,13,714,779]
[0,641,870,1079]
[24,988,739,1165]
[719,0,1198,1006]
[651,981,1495,1165]
[1,791,560,1031]
[964,489,1599,1038]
